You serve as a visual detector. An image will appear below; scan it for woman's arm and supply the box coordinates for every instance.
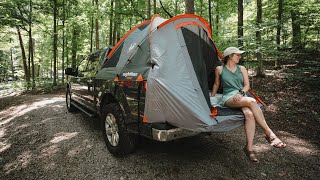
[240,66,250,93]
[211,66,221,96]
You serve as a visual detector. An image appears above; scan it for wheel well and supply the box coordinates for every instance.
[100,93,118,111]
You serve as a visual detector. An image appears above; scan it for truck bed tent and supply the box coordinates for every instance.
[97,14,263,132]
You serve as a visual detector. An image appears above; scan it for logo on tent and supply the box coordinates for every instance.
[122,72,138,77]
[127,43,136,54]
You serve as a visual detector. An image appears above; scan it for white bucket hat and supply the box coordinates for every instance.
[223,47,245,58]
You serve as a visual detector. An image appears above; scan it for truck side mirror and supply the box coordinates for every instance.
[65,67,77,76]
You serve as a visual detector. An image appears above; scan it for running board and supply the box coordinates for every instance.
[71,101,96,118]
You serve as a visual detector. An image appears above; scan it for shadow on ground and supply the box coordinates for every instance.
[0,59,320,179]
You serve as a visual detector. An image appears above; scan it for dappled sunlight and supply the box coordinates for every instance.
[0,128,6,138]
[43,162,57,171]
[26,130,39,137]
[255,144,272,153]
[255,131,318,156]
[39,117,55,124]
[0,128,11,153]
[282,63,298,69]
[67,144,93,157]
[264,69,287,78]
[50,105,65,113]
[266,104,279,113]
[67,139,93,157]
[3,150,32,175]
[50,132,78,144]
[39,145,59,159]
[0,97,64,126]
[0,140,11,153]
[0,104,28,126]
[14,123,30,132]
[284,136,318,156]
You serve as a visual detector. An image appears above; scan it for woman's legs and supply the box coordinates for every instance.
[242,107,259,162]
[227,96,286,147]
[242,107,255,151]
[225,97,273,137]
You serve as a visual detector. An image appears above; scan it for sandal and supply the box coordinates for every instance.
[265,135,286,148]
[243,147,259,163]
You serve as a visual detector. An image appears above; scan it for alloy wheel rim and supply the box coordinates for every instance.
[105,113,119,146]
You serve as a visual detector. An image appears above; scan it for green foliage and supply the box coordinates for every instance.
[0,0,319,92]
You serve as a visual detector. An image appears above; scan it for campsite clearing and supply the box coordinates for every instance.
[0,59,319,179]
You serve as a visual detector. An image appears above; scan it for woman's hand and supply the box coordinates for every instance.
[233,93,243,103]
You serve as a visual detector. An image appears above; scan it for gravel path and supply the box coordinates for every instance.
[0,92,319,180]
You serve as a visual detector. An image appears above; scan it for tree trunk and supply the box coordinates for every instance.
[153,0,157,14]
[185,0,194,14]
[10,47,14,78]
[291,10,301,51]
[17,26,29,81]
[66,1,69,68]
[208,0,212,31]
[109,0,114,45]
[113,1,122,44]
[112,0,118,45]
[95,0,99,50]
[116,1,122,42]
[62,0,65,84]
[29,0,35,89]
[90,0,94,52]
[112,22,117,45]
[116,20,121,42]
[215,2,219,36]
[27,36,31,86]
[256,0,263,76]
[175,0,178,15]
[147,0,151,20]
[53,0,58,86]
[238,0,244,48]
[71,26,79,69]
[30,37,35,89]
[275,0,283,68]
[276,0,283,51]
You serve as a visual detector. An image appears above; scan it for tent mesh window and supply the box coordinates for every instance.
[181,27,219,107]
[103,43,124,68]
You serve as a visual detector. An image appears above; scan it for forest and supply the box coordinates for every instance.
[0,0,319,90]
[1,1,320,178]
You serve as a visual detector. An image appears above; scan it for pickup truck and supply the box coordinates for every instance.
[64,14,260,157]
[65,47,198,156]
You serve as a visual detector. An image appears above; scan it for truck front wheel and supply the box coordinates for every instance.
[101,103,137,156]
[66,90,77,112]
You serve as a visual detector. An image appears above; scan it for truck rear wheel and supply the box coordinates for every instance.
[101,103,137,156]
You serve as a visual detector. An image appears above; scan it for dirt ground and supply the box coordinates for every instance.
[0,59,319,180]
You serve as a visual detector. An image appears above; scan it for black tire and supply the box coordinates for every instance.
[66,90,77,112]
[101,103,137,157]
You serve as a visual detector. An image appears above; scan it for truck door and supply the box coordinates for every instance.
[71,58,88,107]
[72,58,97,112]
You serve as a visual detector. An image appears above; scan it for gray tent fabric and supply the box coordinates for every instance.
[145,15,243,131]
[98,14,255,132]
[145,16,224,132]
[96,22,152,80]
